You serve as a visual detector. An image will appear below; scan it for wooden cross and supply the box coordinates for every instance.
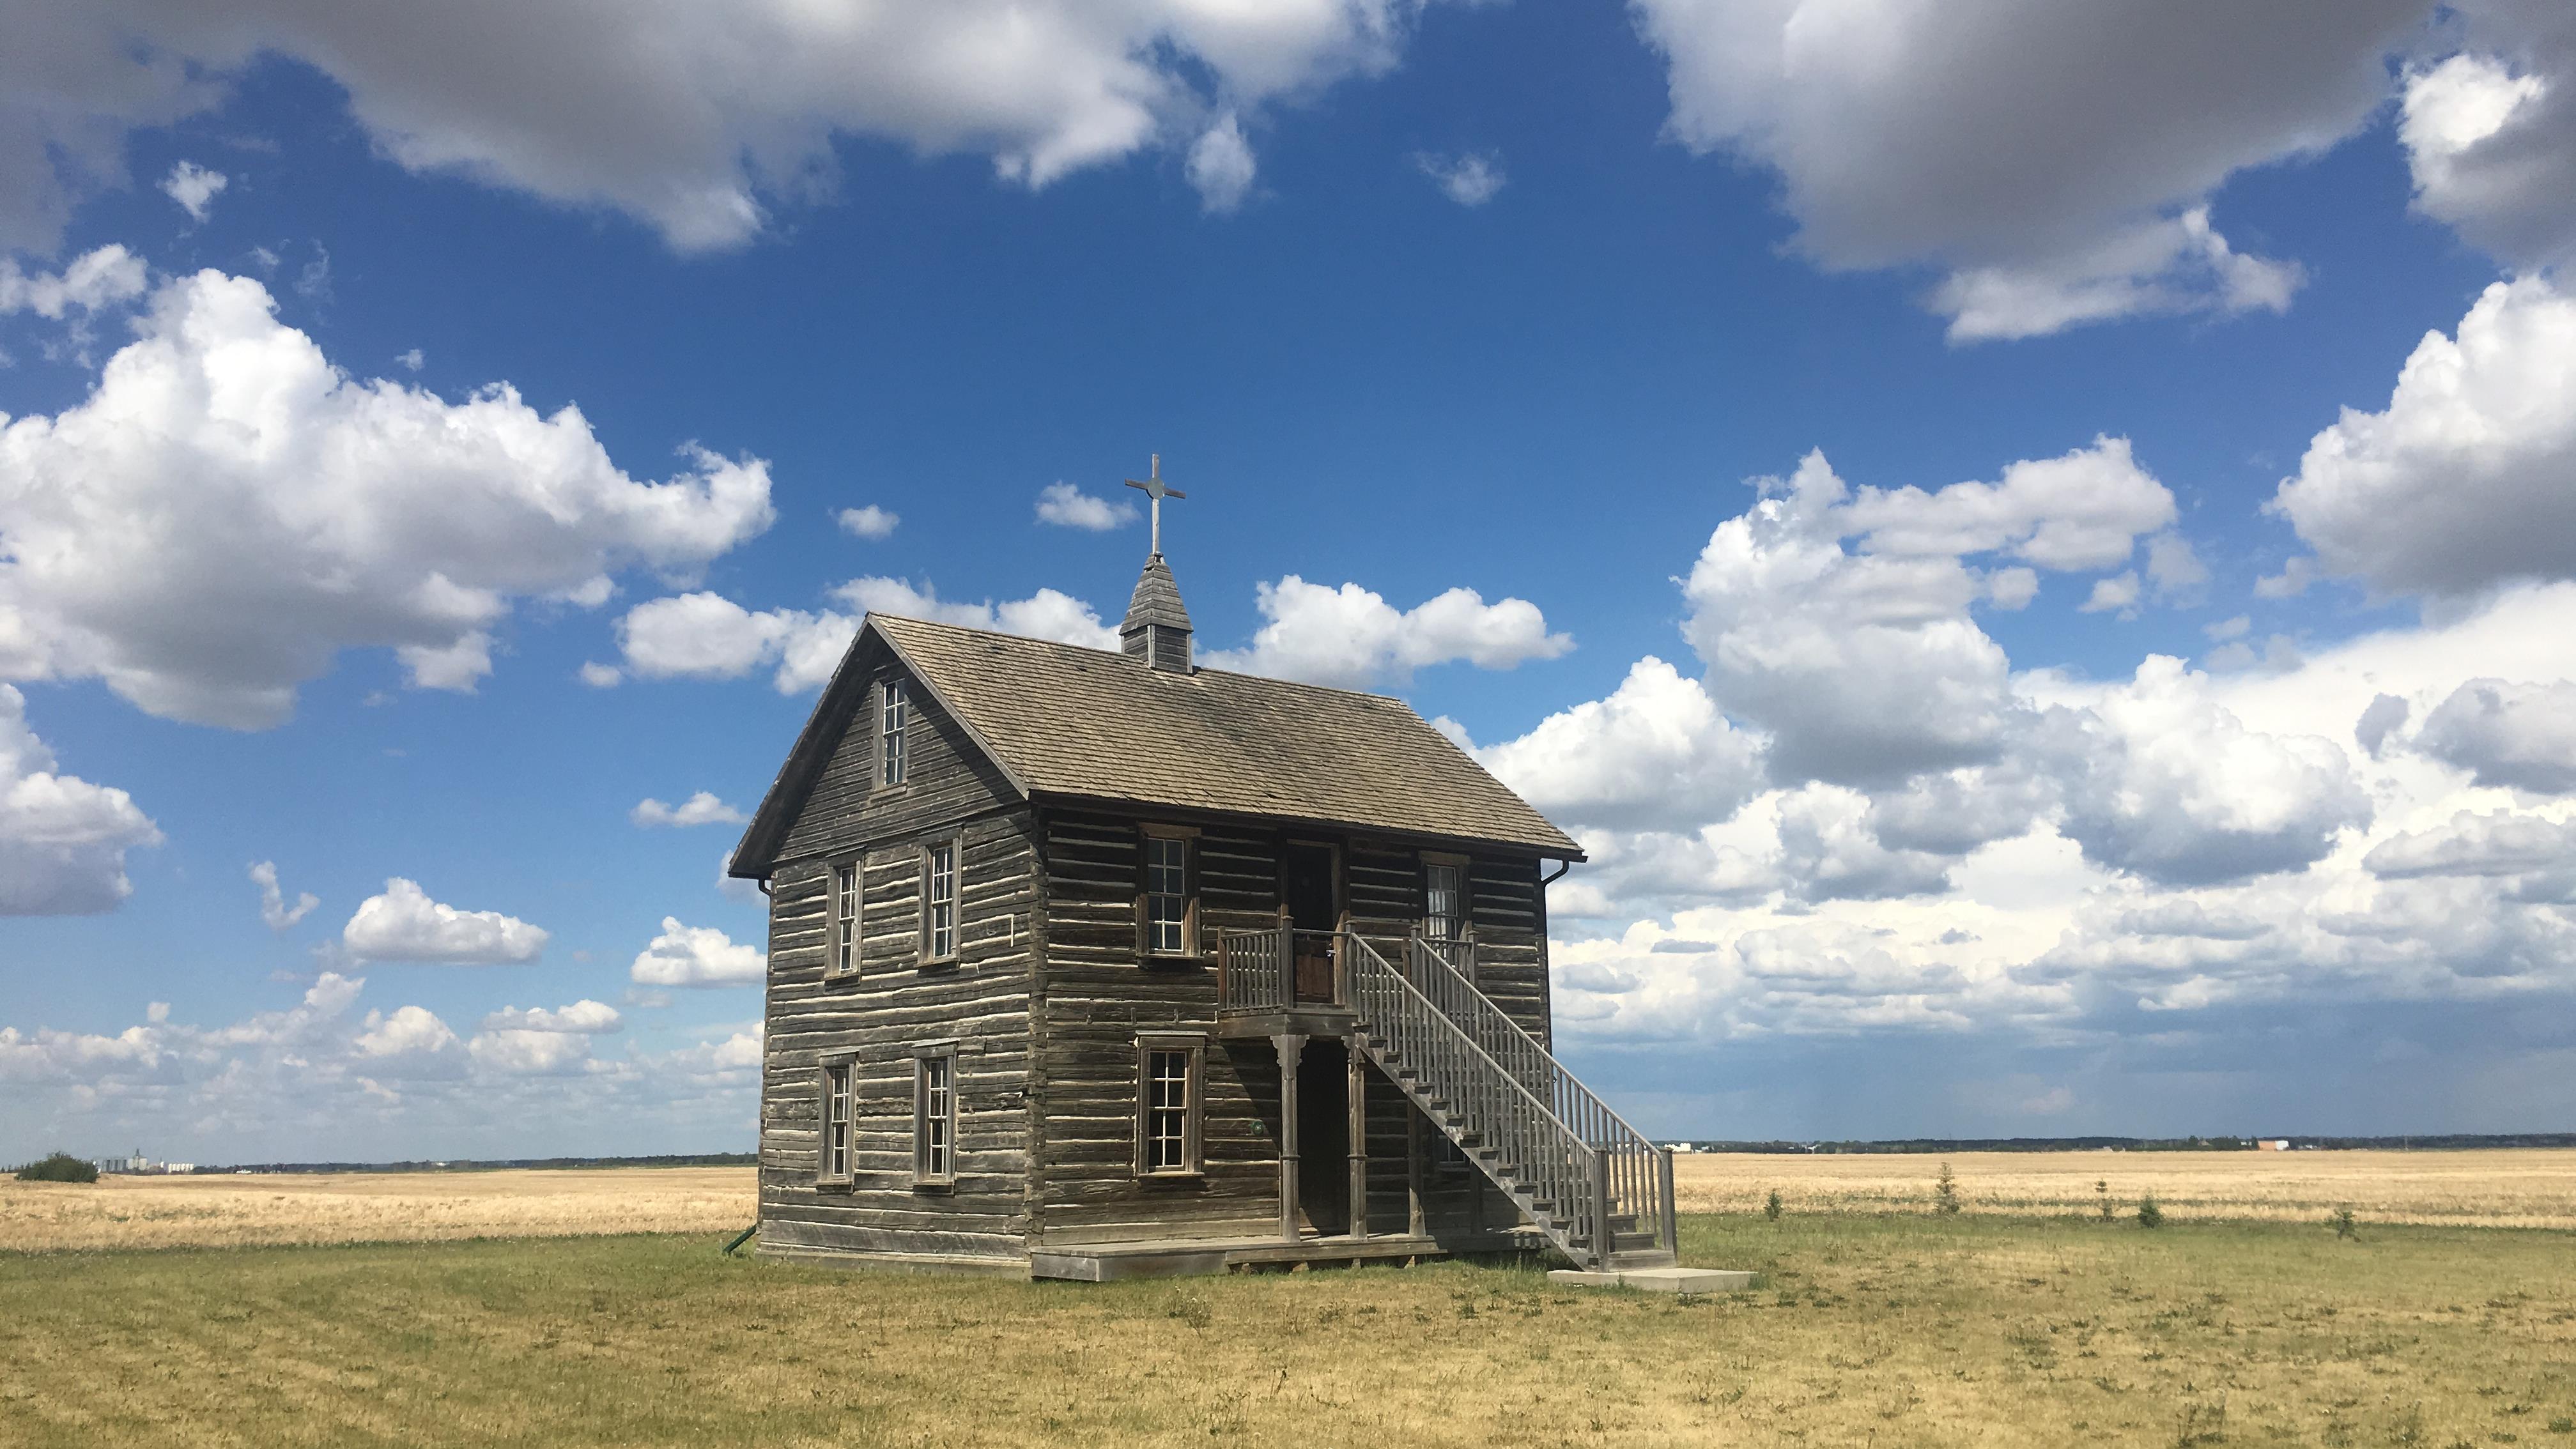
[1124,454,1188,556]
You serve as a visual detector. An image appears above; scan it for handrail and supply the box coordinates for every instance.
[1217,925,1676,1265]
[1340,933,1608,1264]
[1396,928,1673,1258]
[1217,927,1346,1015]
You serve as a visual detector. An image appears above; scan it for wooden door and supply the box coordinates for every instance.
[1282,842,1339,1004]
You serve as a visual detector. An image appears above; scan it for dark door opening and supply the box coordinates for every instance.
[1281,843,1339,1004]
[1295,1040,1350,1236]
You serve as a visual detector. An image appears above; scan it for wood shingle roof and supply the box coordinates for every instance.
[732,613,1583,875]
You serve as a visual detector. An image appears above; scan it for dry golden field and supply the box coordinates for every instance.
[0,1166,755,1252]
[1676,1147,2576,1229]
[9,1149,2573,1254]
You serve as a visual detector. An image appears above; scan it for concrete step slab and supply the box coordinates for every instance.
[1546,1266,1760,1294]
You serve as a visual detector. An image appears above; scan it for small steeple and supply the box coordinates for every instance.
[1119,455,1193,673]
[1121,554,1193,673]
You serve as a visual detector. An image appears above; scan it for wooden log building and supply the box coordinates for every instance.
[729,538,1676,1280]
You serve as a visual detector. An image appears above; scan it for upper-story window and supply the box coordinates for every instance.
[923,840,958,960]
[827,861,861,979]
[879,678,909,786]
[1424,858,1468,942]
[1145,836,1191,954]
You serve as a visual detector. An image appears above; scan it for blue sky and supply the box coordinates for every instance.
[4,0,2573,1161]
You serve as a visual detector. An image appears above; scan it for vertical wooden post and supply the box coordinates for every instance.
[1346,1045,1368,1242]
[1591,1147,1614,1269]
[1274,1033,1304,1243]
[1405,1105,1426,1239]
[1659,1146,1679,1255]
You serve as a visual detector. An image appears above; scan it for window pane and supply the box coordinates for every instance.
[824,1066,850,1179]
[1145,837,1187,954]
[835,864,859,974]
[881,682,908,786]
[929,844,956,957]
[1426,862,1465,940]
[919,1055,954,1179]
[1145,1049,1190,1172]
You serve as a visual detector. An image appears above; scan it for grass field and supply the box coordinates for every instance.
[5,1157,2573,1446]
[4,1215,2572,1447]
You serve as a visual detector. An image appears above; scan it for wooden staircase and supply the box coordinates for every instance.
[1341,931,1675,1269]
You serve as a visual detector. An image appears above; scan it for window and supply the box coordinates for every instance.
[879,678,909,787]
[1424,858,1468,942]
[914,1050,955,1186]
[819,1062,852,1184]
[1135,1035,1204,1176]
[1143,834,1192,955]
[923,841,957,960]
[828,862,861,979]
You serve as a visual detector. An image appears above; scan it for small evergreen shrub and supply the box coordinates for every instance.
[1764,1189,1783,1223]
[2096,1179,2117,1222]
[14,1151,98,1183]
[2331,1205,2357,1239]
[2136,1193,2164,1229]
[1934,1161,1961,1215]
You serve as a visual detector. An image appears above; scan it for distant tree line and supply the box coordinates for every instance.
[8,1153,101,1182]
[1685,1133,2576,1154]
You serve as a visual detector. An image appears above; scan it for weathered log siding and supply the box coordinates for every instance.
[1030,809,1555,1246]
[757,647,1040,1264]
[1030,810,1279,1245]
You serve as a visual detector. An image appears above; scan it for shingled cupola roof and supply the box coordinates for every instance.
[1120,554,1193,673]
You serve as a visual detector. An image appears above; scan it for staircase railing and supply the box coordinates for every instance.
[1394,930,1676,1262]
[1346,933,1674,1266]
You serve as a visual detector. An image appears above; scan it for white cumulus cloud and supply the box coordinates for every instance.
[1033,482,1138,532]
[0,244,148,319]
[158,160,227,220]
[0,1,1431,252]
[1202,576,1571,688]
[1476,657,1763,833]
[631,791,747,828]
[2270,277,2576,600]
[2397,1,2576,269]
[0,266,775,728]
[249,859,317,930]
[2413,678,2576,793]
[1628,0,2423,337]
[835,505,898,540]
[0,684,160,915]
[1415,150,1504,206]
[342,878,548,965]
[631,917,766,987]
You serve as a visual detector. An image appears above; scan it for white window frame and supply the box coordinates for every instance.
[1141,829,1195,957]
[879,678,909,788]
[1423,853,1470,945]
[1134,1034,1204,1177]
[827,860,862,980]
[922,839,959,962]
[818,1059,854,1186]
[913,1046,957,1188]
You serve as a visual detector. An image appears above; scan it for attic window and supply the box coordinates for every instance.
[880,679,909,786]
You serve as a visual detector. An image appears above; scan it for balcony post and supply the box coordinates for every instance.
[1274,1032,1304,1243]
[1346,1044,1368,1241]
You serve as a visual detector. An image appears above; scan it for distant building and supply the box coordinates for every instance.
[2256,1139,2291,1151]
